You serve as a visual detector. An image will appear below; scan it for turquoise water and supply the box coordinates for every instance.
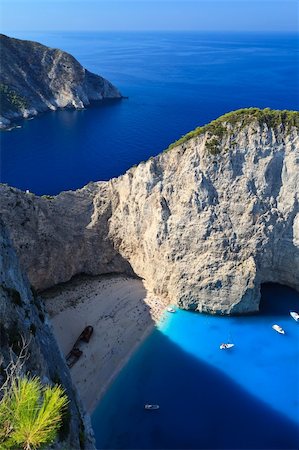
[92,284,299,449]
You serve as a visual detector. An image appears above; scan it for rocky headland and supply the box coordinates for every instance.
[0,34,121,129]
[1,108,298,314]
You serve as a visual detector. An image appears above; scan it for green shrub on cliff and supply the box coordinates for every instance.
[0,376,68,449]
[0,83,28,114]
[165,108,299,152]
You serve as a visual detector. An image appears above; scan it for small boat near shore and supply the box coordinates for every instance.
[167,307,176,313]
[272,324,285,334]
[290,311,299,322]
[220,343,234,350]
[144,404,160,410]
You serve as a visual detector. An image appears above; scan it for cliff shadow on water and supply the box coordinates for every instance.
[92,326,299,450]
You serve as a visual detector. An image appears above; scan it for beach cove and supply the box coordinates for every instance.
[42,278,299,449]
[42,274,169,412]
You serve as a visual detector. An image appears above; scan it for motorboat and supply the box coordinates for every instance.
[220,343,234,350]
[290,311,299,322]
[272,324,285,334]
[167,307,176,313]
[144,404,160,410]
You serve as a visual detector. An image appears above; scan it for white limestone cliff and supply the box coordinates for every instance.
[1,109,298,314]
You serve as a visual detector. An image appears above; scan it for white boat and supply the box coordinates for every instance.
[272,324,285,334]
[220,343,234,350]
[290,311,299,322]
[167,307,176,313]
[144,404,160,410]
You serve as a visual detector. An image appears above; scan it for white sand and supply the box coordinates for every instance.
[42,274,168,413]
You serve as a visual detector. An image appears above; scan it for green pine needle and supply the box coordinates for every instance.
[0,376,68,449]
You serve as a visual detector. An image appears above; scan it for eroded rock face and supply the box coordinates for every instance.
[0,34,121,128]
[1,112,298,314]
[0,183,133,290]
[0,220,95,448]
[109,122,299,313]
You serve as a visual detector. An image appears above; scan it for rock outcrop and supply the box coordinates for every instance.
[0,220,95,448]
[0,34,121,129]
[1,108,298,314]
[0,183,133,289]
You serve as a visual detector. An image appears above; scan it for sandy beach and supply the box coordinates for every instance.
[42,274,169,413]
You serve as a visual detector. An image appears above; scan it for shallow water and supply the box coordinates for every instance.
[1,31,298,194]
[91,284,299,449]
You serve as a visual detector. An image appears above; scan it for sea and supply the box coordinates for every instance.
[1,32,299,449]
[0,31,299,195]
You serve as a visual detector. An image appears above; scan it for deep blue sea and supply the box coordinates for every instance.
[1,32,299,449]
[0,32,298,194]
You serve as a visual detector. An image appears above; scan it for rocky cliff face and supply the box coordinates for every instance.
[0,220,95,448]
[0,34,121,129]
[1,109,298,314]
[0,183,133,289]
[109,111,299,313]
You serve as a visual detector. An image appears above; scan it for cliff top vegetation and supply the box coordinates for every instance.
[166,108,299,152]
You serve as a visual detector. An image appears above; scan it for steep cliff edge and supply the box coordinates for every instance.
[109,109,299,313]
[0,34,121,129]
[1,108,298,314]
[0,220,95,448]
